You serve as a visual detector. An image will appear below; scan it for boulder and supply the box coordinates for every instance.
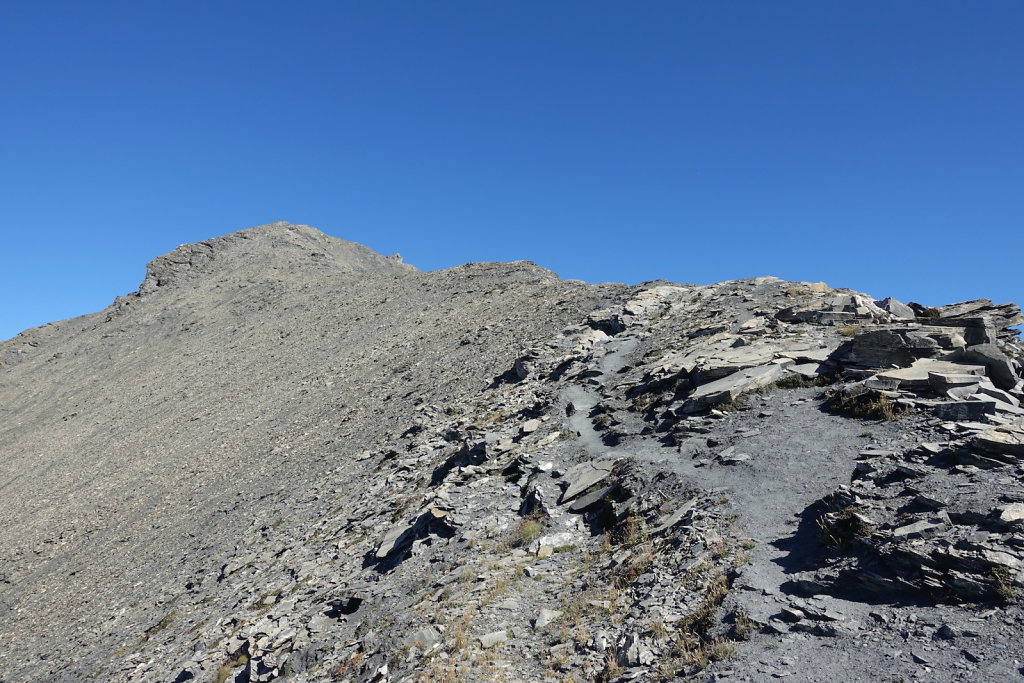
[559,459,616,503]
[933,401,995,421]
[955,344,1019,390]
[478,630,508,648]
[680,363,788,413]
[973,424,1024,458]
[875,297,916,320]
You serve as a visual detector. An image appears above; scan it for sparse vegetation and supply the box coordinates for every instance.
[214,651,250,683]
[838,324,861,336]
[826,388,907,420]
[610,515,648,547]
[773,372,834,389]
[817,506,873,551]
[508,516,545,549]
[613,549,656,589]
[141,609,176,642]
[707,638,735,661]
[731,609,759,640]
[992,567,1016,600]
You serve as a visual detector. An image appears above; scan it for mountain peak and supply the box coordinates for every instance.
[137,222,415,296]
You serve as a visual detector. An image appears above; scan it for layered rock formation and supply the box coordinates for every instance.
[1,223,1022,682]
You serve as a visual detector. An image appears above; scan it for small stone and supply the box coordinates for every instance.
[994,503,1024,527]
[478,630,508,648]
[533,609,562,629]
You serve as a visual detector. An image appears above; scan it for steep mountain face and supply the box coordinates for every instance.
[1,223,1023,683]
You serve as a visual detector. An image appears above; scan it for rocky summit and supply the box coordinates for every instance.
[2,223,1023,683]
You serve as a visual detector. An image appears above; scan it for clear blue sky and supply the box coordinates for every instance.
[2,2,1022,341]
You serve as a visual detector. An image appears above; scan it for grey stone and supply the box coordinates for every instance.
[933,401,995,421]
[876,297,916,319]
[559,459,616,503]
[976,384,1021,407]
[478,630,508,648]
[533,609,562,629]
[681,363,788,413]
[974,425,1024,457]
[993,503,1024,527]
[957,344,1019,390]
[568,484,616,512]
[403,626,441,649]
[927,371,984,394]
[892,519,947,539]
[875,359,987,390]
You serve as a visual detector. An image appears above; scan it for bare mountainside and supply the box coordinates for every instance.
[2,222,1024,683]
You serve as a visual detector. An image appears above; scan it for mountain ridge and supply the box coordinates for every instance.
[1,224,1023,682]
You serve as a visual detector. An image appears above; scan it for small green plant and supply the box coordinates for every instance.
[992,567,1016,600]
[838,325,862,336]
[510,518,544,548]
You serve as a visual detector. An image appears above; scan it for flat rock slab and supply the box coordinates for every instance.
[875,359,987,389]
[683,363,788,412]
[568,484,617,512]
[478,630,508,648]
[560,459,617,503]
[927,371,985,393]
[974,424,1024,457]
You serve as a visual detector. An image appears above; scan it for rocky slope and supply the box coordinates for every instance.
[1,223,1022,682]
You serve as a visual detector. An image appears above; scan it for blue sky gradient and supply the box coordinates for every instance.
[1,2,1022,341]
